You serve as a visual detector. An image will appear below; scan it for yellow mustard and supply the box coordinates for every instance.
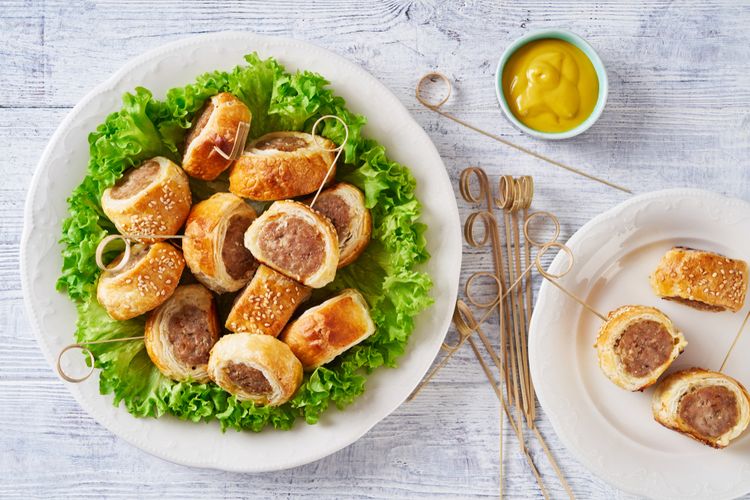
[502,38,598,133]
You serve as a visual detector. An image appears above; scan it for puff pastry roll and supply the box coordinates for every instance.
[183,192,258,293]
[182,92,252,180]
[244,200,339,288]
[652,368,750,448]
[594,305,686,391]
[101,157,191,243]
[306,183,371,268]
[144,284,219,383]
[229,131,336,201]
[96,242,185,321]
[280,289,375,370]
[225,265,311,336]
[207,333,303,406]
[650,247,748,312]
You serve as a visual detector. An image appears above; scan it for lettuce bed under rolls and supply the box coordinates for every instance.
[56,53,433,431]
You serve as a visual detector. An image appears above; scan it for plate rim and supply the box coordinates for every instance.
[529,187,750,498]
[20,31,461,472]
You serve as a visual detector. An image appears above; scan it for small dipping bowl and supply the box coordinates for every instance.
[495,29,608,140]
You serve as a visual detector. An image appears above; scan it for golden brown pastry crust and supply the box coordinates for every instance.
[183,192,258,294]
[101,157,191,243]
[225,265,311,336]
[207,333,303,406]
[244,200,339,288]
[650,247,748,312]
[280,289,375,370]
[144,284,219,383]
[594,305,686,391]
[182,92,252,180]
[652,368,750,448]
[96,242,185,321]
[228,131,336,201]
[305,182,371,268]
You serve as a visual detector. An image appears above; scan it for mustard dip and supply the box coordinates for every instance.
[502,38,599,133]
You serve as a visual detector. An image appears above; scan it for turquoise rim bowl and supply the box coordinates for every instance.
[495,29,609,140]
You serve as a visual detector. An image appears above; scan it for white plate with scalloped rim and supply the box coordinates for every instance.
[529,189,750,499]
[20,32,461,472]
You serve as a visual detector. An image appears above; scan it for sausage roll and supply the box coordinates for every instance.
[96,242,185,321]
[207,333,303,406]
[144,284,220,383]
[280,289,375,370]
[652,368,750,448]
[650,247,748,312]
[229,131,336,201]
[182,92,252,180]
[306,183,371,268]
[594,305,686,391]
[244,200,339,288]
[225,265,311,336]
[183,192,258,293]
[101,157,191,243]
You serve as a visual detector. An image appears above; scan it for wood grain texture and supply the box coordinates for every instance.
[1,0,749,498]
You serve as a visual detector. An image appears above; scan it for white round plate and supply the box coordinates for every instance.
[529,189,750,499]
[20,32,461,472]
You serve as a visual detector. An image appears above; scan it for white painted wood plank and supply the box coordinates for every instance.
[2,0,749,498]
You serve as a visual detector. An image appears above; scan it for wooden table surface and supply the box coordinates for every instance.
[2,1,749,498]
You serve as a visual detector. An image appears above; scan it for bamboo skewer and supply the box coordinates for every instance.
[462,169,514,403]
[415,73,632,194]
[496,175,535,428]
[512,211,534,425]
[523,204,537,422]
[719,309,750,372]
[412,166,581,498]
[457,302,574,499]
[467,335,550,500]
[499,209,526,431]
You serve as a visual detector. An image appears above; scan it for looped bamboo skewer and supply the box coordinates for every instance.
[459,166,493,208]
[309,115,349,208]
[496,175,536,426]
[95,233,188,272]
[56,336,145,383]
[461,167,515,404]
[415,73,632,194]
[214,121,251,161]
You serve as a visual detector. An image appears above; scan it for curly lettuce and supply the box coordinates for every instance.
[57,53,433,431]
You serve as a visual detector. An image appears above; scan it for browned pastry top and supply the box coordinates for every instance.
[651,247,748,312]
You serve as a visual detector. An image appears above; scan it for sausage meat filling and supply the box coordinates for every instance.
[109,160,160,199]
[185,100,215,149]
[678,385,739,438]
[313,193,352,246]
[257,216,325,278]
[225,362,272,394]
[167,304,216,367]
[614,320,673,377]
[221,215,256,280]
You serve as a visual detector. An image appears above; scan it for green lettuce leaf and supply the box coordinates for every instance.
[58,53,433,432]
